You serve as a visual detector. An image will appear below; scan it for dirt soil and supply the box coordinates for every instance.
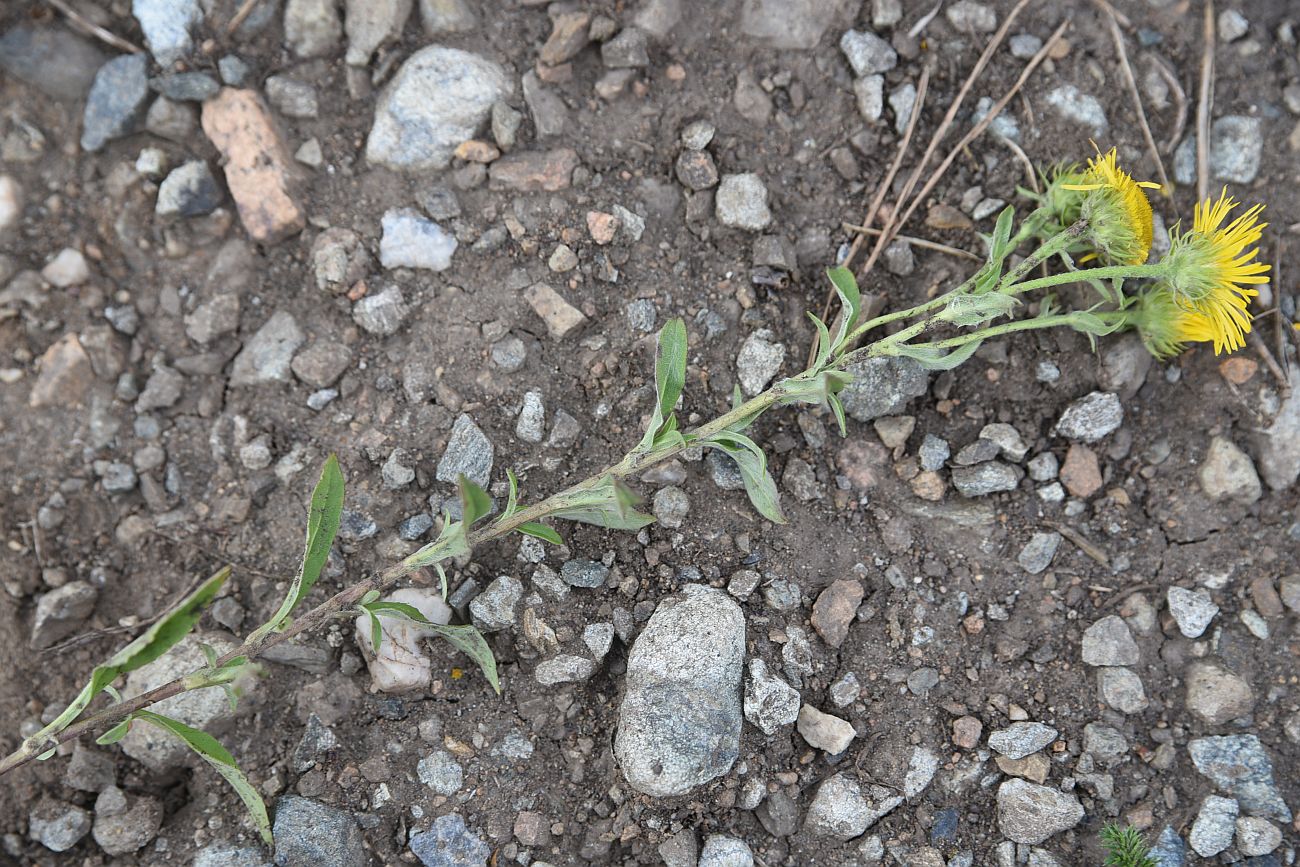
[1,0,1298,865]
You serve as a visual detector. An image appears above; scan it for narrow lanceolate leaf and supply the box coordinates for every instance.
[135,711,272,846]
[893,339,985,371]
[703,432,786,524]
[826,266,862,349]
[249,455,345,643]
[32,566,232,748]
[96,718,133,746]
[551,505,657,531]
[827,392,848,437]
[504,469,521,517]
[654,317,688,423]
[807,312,833,370]
[428,624,501,695]
[457,475,493,527]
[517,522,562,545]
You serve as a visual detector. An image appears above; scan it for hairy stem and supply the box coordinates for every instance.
[1010,261,1164,295]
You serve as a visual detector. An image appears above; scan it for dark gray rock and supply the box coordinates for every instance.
[156,161,223,217]
[272,797,368,867]
[1148,826,1185,867]
[81,54,150,152]
[409,814,490,866]
[561,558,609,589]
[436,413,494,488]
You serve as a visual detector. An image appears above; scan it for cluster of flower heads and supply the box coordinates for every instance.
[1041,147,1269,359]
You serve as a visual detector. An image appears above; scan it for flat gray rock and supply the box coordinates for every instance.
[839,356,928,421]
[614,585,745,796]
[996,779,1084,845]
[1188,735,1292,822]
[436,413,494,488]
[272,797,368,867]
[81,54,150,152]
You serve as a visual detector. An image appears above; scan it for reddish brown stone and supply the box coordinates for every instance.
[29,333,94,407]
[1249,574,1284,619]
[811,578,864,648]
[1060,444,1102,498]
[586,210,619,245]
[836,440,889,491]
[201,88,304,244]
[952,715,983,750]
[489,148,579,192]
[538,11,591,66]
[910,470,945,501]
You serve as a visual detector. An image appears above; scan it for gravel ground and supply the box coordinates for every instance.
[1,0,1299,865]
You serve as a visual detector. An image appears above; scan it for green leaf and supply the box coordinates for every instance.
[135,711,272,846]
[893,339,985,371]
[702,432,785,524]
[457,475,493,527]
[96,718,133,746]
[654,318,688,423]
[552,505,657,531]
[360,589,381,605]
[827,393,848,437]
[427,624,501,694]
[363,600,431,623]
[807,312,833,370]
[504,469,520,517]
[434,562,449,600]
[249,455,344,643]
[518,522,563,545]
[31,566,232,748]
[826,266,861,349]
[989,205,1016,261]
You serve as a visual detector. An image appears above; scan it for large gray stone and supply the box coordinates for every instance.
[614,585,745,796]
[366,46,512,172]
[1188,735,1292,822]
[28,800,91,852]
[996,779,1084,844]
[1173,116,1263,185]
[839,356,928,421]
[272,797,368,867]
[1189,795,1237,858]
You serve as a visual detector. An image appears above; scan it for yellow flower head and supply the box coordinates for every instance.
[1160,189,1269,354]
[1061,147,1160,265]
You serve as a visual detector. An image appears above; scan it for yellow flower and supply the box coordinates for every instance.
[1131,286,1203,360]
[1061,147,1160,265]
[1161,189,1269,354]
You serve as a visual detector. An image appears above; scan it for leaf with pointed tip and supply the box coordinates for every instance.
[828,392,848,437]
[504,469,520,517]
[135,711,272,846]
[96,718,133,746]
[654,318,688,423]
[807,312,833,370]
[427,624,501,695]
[366,610,382,654]
[518,522,562,545]
[827,266,862,350]
[249,455,344,642]
[458,475,492,527]
[702,431,785,523]
[893,339,985,371]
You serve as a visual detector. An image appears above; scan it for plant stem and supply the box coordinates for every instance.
[1010,262,1165,296]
